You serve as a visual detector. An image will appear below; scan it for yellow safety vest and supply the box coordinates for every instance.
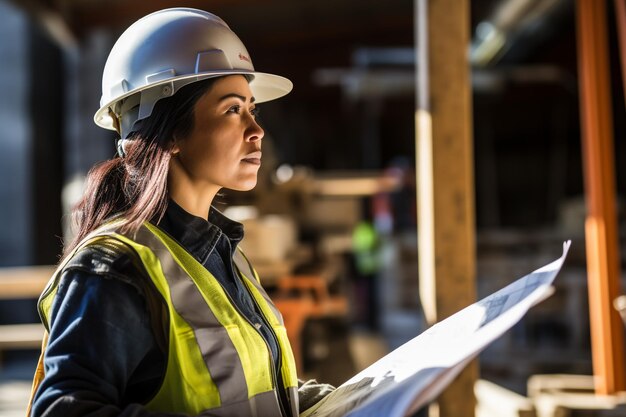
[34,221,299,417]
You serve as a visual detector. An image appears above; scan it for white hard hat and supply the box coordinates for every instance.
[94,8,293,138]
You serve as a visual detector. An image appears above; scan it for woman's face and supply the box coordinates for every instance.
[173,75,264,193]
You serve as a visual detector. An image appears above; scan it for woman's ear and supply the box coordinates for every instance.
[171,142,181,156]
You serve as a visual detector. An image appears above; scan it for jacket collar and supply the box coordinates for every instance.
[154,199,244,266]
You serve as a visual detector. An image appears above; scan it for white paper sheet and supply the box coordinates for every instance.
[301,241,571,417]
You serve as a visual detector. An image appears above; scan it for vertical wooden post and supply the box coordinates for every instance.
[415,0,477,415]
[576,0,626,395]
[614,0,626,101]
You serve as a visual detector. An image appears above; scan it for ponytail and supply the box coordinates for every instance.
[62,77,218,259]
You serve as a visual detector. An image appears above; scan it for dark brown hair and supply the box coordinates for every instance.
[63,77,218,259]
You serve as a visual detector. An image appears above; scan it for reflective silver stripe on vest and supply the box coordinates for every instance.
[287,386,299,417]
[203,390,284,417]
[233,250,284,325]
[134,226,249,406]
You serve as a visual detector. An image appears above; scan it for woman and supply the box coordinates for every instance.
[28,8,333,417]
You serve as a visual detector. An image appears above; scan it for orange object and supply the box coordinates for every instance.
[272,275,348,371]
[576,0,626,395]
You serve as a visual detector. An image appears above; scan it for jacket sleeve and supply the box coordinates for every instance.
[29,269,187,417]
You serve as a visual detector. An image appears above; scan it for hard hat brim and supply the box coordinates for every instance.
[94,71,293,131]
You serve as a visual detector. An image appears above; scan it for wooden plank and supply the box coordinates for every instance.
[527,374,595,397]
[414,0,477,415]
[0,265,54,299]
[475,379,536,417]
[534,391,626,417]
[576,0,626,395]
[0,324,45,349]
[311,172,401,196]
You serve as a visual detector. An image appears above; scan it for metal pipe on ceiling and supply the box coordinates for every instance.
[471,0,567,66]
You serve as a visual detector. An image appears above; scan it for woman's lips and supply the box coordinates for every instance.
[242,157,261,165]
[242,151,262,165]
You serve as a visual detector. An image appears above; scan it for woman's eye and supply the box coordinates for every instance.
[226,105,259,120]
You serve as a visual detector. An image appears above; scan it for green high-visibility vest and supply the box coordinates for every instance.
[38,221,299,417]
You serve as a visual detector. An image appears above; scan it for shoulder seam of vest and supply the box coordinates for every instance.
[63,237,149,290]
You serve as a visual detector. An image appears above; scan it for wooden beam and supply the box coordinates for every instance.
[66,0,412,46]
[67,0,248,33]
[576,0,626,395]
[415,0,477,415]
[0,266,54,300]
[69,2,412,47]
[615,0,626,102]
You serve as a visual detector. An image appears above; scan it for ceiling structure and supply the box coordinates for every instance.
[6,0,626,230]
[18,0,414,40]
[10,0,585,96]
[13,1,590,92]
[13,0,415,88]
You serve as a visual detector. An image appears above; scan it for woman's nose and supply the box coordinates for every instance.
[246,116,264,142]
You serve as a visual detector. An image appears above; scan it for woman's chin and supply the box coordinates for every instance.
[231,179,258,192]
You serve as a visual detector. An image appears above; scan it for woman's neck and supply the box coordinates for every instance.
[167,157,219,219]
